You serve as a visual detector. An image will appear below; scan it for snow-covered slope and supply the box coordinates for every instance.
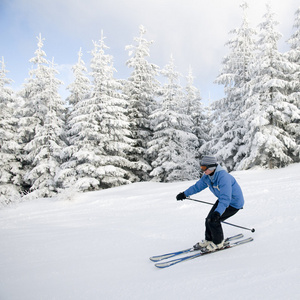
[0,164,300,300]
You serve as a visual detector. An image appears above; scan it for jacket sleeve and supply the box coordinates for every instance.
[215,172,232,215]
[184,177,208,197]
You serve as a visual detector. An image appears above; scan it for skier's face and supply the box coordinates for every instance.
[204,168,214,175]
[200,165,215,175]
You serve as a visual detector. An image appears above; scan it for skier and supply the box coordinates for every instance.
[176,155,244,252]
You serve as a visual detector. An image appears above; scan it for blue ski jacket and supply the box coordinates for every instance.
[183,165,244,216]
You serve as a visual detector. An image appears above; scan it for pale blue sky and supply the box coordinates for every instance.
[1,0,299,102]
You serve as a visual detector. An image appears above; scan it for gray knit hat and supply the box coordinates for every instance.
[200,155,217,166]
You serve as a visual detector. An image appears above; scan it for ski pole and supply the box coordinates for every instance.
[186,197,255,233]
[186,197,214,206]
[222,221,255,232]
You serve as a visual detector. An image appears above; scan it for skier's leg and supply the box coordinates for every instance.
[208,202,239,245]
[205,201,218,241]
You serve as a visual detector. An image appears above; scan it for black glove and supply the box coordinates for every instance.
[211,211,221,223]
[176,192,186,201]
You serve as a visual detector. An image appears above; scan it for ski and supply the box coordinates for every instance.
[149,233,243,262]
[154,237,253,269]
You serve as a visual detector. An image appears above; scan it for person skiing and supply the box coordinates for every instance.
[176,155,244,252]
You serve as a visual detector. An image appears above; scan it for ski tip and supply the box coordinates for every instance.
[154,262,172,268]
[150,256,162,262]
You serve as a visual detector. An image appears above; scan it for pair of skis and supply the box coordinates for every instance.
[150,233,253,268]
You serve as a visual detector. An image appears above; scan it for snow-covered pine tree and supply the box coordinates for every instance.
[19,35,67,198]
[185,66,209,156]
[286,6,300,161]
[56,48,92,190]
[124,25,160,180]
[87,32,138,189]
[148,55,199,182]
[0,57,23,206]
[59,32,137,191]
[238,4,299,170]
[202,2,256,171]
[66,48,91,107]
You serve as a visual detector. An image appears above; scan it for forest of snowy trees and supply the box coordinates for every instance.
[0,3,300,206]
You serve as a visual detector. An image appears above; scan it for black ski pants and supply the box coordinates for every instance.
[205,200,239,245]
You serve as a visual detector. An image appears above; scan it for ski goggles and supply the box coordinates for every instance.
[200,164,217,171]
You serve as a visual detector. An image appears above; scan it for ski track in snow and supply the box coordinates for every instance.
[0,164,300,300]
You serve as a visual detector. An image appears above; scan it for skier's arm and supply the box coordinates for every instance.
[184,177,208,197]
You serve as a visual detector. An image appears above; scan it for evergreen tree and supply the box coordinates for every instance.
[57,48,92,190]
[66,48,91,107]
[59,32,137,191]
[19,35,66,198]
[286,6,300,161]
[124,25,160,180]
[184,66,209,154]
[202,2,256,171]
[0,57,23,206]
[148,55,199,182]
[238,4,299,170]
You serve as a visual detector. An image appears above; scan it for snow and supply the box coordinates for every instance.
[1,164,300,300]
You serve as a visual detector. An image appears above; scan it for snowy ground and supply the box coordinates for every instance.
[0,164,300,300]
